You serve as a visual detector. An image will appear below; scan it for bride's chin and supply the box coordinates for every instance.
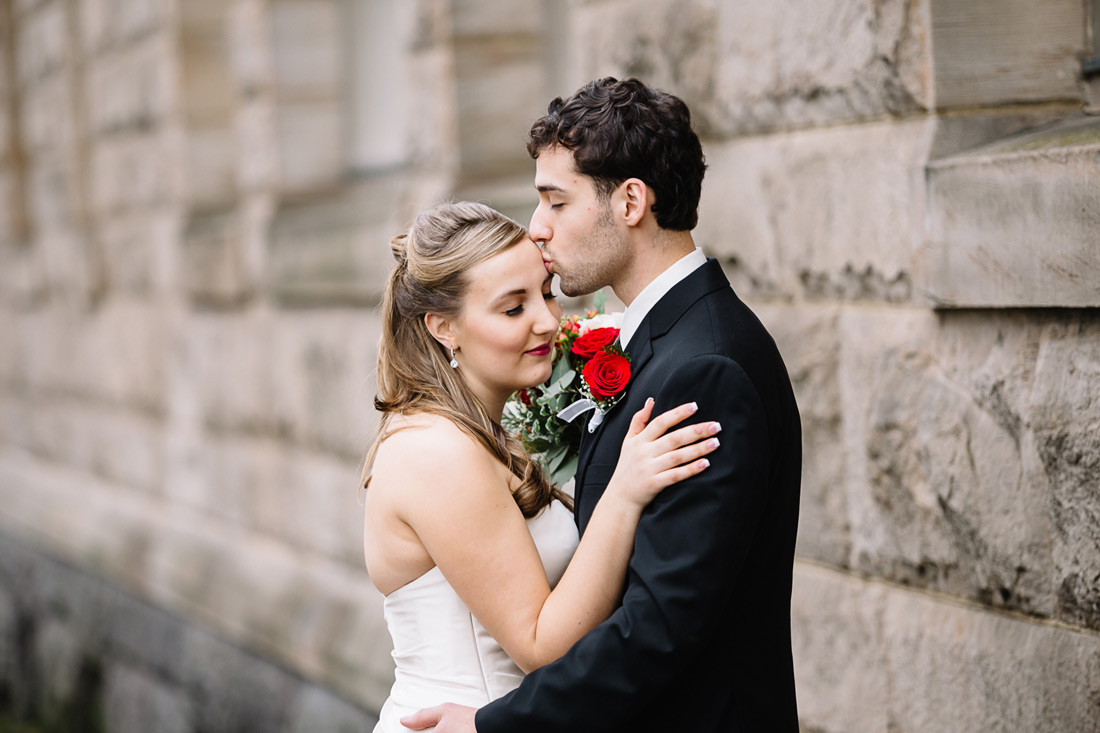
[524,364,553,389]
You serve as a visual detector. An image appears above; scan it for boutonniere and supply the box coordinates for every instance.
[564,334,630,431]
[502,292,630,486]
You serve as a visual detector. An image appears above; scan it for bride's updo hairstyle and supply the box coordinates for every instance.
[362,201,571,517]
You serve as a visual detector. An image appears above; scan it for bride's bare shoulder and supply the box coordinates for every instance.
[373,413,497,482]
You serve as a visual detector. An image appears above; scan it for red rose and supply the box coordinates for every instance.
[583,351,631,400]
[518,389,532,406]
[571,327,620,359]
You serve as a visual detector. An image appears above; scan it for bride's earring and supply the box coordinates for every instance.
[449,347,459,369]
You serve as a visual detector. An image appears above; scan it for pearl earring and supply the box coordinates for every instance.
[449,347,459,369]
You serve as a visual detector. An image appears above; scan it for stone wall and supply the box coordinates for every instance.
[1,0,1098,731]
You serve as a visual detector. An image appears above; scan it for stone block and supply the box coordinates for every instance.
[917,115,1100,308]
[929,0,1083,109]
[178,623,298,732]
[1029,314,1100,629]
[794,562,1100,733]
[104,663,192,733]
[81,0,166,53]
[20,74,74,153]
[278,448,364,564]
[706,0,930,136]
[91,134,174,217]
[87,31,175,135]
[454,35,547,181]
[285,685,379,733]
[99,210,175,296]
[791,563,891,733]
[0,583,19,708]
[15,0,67,85]
[228,0,274,94]
[190,311,278,439]
[572,0,720,133]
[405,44,459,172]
[236,100,277,192]
[268,180,405,305]
[754,303,849,567]
[274,101,344,194]
[878,578,1100,733]
[80,298,168,410]
[33,617,85,712]
[840,308,1056,617]
[452,0,540,36]
[697,120,929,303]
[270,0,342,98]
[105,589,187,684]
[182,209,251,305]
[267,310,380,458]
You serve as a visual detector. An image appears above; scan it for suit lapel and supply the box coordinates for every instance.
[573,260,732,519]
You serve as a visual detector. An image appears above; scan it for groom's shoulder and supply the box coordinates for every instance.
[679,284,779,357]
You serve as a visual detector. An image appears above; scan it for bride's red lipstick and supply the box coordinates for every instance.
[526,341,552,357]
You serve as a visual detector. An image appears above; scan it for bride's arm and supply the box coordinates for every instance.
[393,402,719,673]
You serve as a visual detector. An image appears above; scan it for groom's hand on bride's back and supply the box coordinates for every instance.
[401,703,477,732]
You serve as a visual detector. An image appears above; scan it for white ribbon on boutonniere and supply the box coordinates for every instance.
[557,398,605,433]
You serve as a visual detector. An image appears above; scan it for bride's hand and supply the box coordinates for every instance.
[605,398,721,509]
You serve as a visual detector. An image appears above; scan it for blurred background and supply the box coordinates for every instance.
[1,0,1099,731]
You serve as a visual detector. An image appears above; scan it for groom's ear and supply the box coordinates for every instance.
[620,178,650,228]
[424,313,455,350]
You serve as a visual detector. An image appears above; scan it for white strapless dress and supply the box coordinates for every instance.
[373,499,579,733]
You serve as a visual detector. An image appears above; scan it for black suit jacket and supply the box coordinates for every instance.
[477,260,802,732]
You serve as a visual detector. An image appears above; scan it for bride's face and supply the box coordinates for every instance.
[449,241,561,405]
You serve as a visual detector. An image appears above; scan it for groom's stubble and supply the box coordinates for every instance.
[555,202,632,299]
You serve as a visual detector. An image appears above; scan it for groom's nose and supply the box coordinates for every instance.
[528,208,551,246]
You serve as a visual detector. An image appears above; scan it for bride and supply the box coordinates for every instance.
[361,201,720,733]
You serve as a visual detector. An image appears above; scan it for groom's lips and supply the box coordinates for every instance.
[525,342,552,357]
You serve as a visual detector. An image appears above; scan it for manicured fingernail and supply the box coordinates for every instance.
[689,402,698,413]
[709,438,720,449]
[700,459,710,469]
[646,397,654,406]
[709,422,722,434]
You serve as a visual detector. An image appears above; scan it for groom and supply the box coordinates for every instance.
[405,77,802,732]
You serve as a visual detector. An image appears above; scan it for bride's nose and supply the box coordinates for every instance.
[533,300,559,336]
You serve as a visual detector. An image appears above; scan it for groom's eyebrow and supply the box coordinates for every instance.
[536,184,564,193]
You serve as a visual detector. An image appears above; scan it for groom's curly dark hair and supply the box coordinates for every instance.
[527,77,706,231]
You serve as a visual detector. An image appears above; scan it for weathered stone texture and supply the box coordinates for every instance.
[755,303,849,567]
[0,451,392,714]
[87,32,175,135]
[1029,315,1100,629]
[190,310,378,459]
[0,530,380,731]
[699,120,928,303]
[793,562,1100,733]
[841,308,1057,617]
[716,0,931,133]
[929,0,1084,109]
[15,1,67,85]
[918,116,1100,308]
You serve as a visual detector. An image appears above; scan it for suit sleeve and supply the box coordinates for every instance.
[476,354,773,732]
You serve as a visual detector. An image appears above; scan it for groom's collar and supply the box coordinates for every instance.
[619,248,707,350]
[627,258,731,371]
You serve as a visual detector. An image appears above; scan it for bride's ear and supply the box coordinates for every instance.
[424,312,455,351]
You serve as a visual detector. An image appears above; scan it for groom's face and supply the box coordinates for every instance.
[530,146,630,298]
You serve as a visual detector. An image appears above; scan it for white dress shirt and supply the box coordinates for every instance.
[619,248,707,350]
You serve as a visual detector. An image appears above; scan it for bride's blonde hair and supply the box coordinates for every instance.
[361,201,572,517]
